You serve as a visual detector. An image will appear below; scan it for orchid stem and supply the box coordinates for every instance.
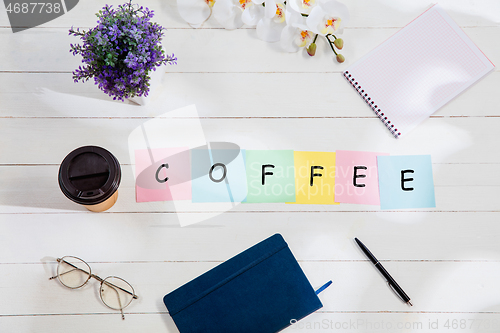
[326,35,338,55]
[326,34,337,42]
[312,34,318,43]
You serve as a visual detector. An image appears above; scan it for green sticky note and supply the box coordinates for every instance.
[245,150,296,203]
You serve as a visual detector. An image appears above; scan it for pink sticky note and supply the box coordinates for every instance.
[135,148,191,202]
[335,150,389,205]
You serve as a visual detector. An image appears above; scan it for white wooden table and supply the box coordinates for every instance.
[1,1,499,332]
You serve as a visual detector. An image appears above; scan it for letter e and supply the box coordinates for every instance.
[353,166,367,187]
[401,170,414,191]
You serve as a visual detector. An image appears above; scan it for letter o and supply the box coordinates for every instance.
[209,163,227,183]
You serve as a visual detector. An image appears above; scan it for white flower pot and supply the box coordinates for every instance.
[128,63,166,106]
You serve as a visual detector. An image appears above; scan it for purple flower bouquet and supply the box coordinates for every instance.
[69,1,177,102]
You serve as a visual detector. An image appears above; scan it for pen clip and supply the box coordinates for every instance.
[387,281,413,306]
[387,281,405,302]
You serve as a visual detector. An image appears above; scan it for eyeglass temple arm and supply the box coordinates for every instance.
[105,283,126,320]
[49,258,91,280]
[49,259,138,299]
[49,260,87,281]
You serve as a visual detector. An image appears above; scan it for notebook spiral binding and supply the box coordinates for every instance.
[343,71,401,138]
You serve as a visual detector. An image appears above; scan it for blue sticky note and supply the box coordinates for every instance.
[191,149,248,202]
[377,155,435,210]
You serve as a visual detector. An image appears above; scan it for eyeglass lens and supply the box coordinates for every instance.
[57,256,91,289]
[100,276,135,310]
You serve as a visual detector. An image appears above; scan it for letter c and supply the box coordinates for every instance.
[155,163,169,183]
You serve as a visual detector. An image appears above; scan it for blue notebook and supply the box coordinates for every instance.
[163,234,325,333]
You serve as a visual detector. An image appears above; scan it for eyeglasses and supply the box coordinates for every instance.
[49,256,138,320]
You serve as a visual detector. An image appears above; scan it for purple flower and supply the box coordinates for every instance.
[69,1,177,101]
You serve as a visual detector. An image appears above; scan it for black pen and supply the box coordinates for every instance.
[355,238,413,306]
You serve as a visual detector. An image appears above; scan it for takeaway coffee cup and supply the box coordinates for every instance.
[58,146,121,212]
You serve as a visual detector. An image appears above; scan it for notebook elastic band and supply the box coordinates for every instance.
[315,280,332,295]
[343,71,401,138]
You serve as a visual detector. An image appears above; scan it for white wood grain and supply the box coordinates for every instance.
[0,0,498,29]
[0,118,499,164]
[1,312,500,333]
[1,0,499,332]
[1,261,499,314]
[1,28,498,73]
[1,71,499,117]
[0,212,499,262]
[1,261,500,333]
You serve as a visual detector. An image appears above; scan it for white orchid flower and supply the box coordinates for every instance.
[212,0,265,29]
[306,0,350,36]
[177,0,215,28]
[255,0,287,42]
[280,8,314,52]
[288,0,317,15]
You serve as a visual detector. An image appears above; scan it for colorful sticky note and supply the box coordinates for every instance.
[335,150,388,205]
[290,151,338,205]
[191,149,248,202]
[245,150,295,203]
[377,155,436,210]
[135,147,192,202]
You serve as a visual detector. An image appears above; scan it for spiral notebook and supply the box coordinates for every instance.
[343,4,494,138]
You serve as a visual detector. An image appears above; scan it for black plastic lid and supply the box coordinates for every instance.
[58,146,121,205]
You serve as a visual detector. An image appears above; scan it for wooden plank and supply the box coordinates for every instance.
[0,118,499,164]
[1,27,498,73]
[0,2,499,333]
[0,211,499,262]
[0,314,178,333]
[0,0,498,29]
[1,71,499,117]
[1,312,500,333]
[0,261,499,315]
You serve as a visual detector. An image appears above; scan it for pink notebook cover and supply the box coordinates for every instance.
[343,4,494,138]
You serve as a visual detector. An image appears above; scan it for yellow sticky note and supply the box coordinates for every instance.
[289,151,338,205]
